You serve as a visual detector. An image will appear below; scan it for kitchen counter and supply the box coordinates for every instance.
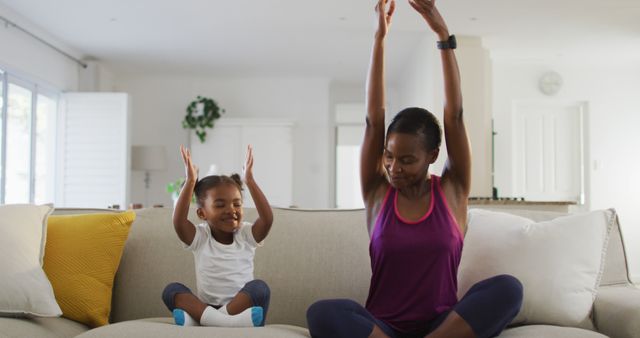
[468,198,577,213]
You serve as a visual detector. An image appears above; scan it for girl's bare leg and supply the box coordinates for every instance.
[174,292,208,322]
[224,291,254,315]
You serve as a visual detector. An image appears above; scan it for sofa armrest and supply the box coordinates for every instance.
[594,285,640,338]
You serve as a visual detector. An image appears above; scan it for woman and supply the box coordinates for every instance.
[306,1,523,337]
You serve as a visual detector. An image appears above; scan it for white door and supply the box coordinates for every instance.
[56,93,131,208]
[190,119,293,208]
[512,101,585,202]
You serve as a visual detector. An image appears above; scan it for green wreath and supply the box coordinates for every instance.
[182,96,225,143]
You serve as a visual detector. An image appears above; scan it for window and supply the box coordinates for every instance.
[6,82,32,203]
[335,103,366,209]
[0,68,58,204]
[35,93,57,204]
[336,125,364,208]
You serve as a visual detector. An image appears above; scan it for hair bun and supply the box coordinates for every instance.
[230,173,244,189]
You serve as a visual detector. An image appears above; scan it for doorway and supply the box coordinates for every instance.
[511,101,587,203]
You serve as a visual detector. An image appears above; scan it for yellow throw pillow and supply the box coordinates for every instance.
[43,211,135,328]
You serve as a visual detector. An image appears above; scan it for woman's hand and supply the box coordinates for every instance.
[408,0,449,40]
[180,145,198,183]
[375,0,396,39]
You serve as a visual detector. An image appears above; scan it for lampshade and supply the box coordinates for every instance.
[131,145,167,171]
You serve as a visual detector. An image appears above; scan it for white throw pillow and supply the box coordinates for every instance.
[458,208,615,329]
[0,204,62,317]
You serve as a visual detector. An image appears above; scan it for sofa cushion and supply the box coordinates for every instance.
[0,204,62,317]
[594,285,640,338]
[43,211,135,328]
[0,316,89,338]
[458,209,615,329]
[498,325,606,337]
[472,207,632,287]
[74,318,310,338]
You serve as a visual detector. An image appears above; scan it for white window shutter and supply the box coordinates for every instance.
[56,93,131,208]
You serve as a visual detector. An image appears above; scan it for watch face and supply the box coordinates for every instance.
[539,71,563,95]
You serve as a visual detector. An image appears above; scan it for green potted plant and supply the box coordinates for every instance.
[182,96,225,143]
[166,178,196,206]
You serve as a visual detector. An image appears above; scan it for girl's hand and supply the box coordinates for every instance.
[408,0,449,39]
[242,144,273,243]
[174,145,198,246]
[375,0,396,39]
[180,145,198,183]
[243,145,254,183]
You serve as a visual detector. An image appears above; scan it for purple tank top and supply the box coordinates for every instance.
[365,175,464,333]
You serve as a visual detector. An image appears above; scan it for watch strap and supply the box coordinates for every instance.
[437,35,457,50]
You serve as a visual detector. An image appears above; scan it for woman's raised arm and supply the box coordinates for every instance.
[410,0,471,197]
[361,0,396,202]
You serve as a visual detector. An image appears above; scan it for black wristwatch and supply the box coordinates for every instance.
[437,35,457,50]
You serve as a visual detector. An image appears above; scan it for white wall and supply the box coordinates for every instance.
[493,59,640,282]
[78,60,116,92]
[456,37,492,197]
[395,34,443,178]
[328,82,400,207]
[0,3,80,91]
[396,35,492,197]
[116,76,332,209]
[395,35,439,122]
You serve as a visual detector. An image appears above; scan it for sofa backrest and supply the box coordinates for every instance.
[109,207,372,327]
[254,208,372,327]
[108,207,198,323]
[52,206,632,327]
[600,212,631,285]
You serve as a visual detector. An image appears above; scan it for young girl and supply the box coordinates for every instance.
[162,145,273,327]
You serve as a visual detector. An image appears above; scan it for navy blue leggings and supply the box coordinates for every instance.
[307,274,523,338]
[162,279,271,325]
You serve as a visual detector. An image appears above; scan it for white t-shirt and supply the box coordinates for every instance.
[185,221,260,306]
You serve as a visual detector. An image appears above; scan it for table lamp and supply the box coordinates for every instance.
[131,145,167,207]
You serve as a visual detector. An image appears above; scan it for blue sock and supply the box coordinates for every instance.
[252,306,264,326]
[173,308,199,326]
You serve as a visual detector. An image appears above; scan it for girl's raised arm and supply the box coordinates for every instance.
[172,145,198,245]
[244,145,273,243]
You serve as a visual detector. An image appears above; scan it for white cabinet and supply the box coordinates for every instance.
[190,119,293,208]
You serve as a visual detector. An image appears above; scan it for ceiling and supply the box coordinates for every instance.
[1,0,639,83]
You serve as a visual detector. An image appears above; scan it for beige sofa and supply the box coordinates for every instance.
[1,207,639,338]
